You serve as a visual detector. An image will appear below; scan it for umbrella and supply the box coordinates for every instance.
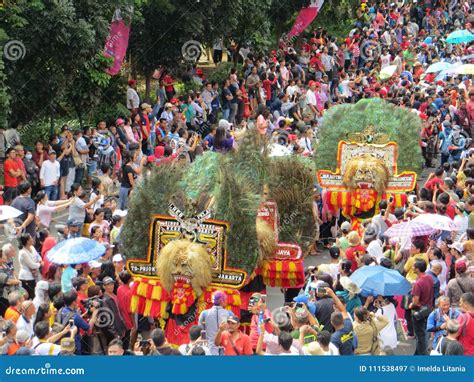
[446,30,474,44]
[413,214,458,231]
[384,220,435,238]
[350,266,412,296]
[455,64,474,75]
[426,61,453,73]
[380,65,397,80]
[47,238,106,265]
[461,54,474,62]
[0,205,23,221]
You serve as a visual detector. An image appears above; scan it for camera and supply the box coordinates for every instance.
[295,302,304,309]
[139,340,150,347]
[81,297,103,314]
[317,287,327,295]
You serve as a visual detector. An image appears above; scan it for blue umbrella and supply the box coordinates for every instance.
[426,61,453,73]
[350,266,412,296]
[446,30,474,44]
[47,238,106,265]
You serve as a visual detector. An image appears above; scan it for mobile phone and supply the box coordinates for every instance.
[200,330,206,340]
[139,340,150,347]
[317,287,327,295]
[295,302,304,309]
[413,196,417,203]
[218,346,224,356]
[389,196,394,203]
[263,317,271,324]
[69,319,74,327]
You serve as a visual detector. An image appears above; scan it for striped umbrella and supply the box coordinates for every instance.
[384,220,434,238]
[413,214,458,231]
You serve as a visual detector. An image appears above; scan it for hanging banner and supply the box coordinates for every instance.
[287,0,325,39]
[104,9,131,76]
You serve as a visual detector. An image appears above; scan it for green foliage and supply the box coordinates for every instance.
[206,62,243,86]
[18,118,81,149]
[314,99,424,175]
[268,157,315,251]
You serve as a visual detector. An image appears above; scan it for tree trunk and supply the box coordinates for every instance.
[50,104,55,137]
[144,71,152,104]
[76,106,84,129]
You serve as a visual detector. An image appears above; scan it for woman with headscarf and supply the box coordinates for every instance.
[33,280,50,310]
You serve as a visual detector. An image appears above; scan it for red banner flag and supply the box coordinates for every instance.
[104,9,131,76]
[287,0,325,39]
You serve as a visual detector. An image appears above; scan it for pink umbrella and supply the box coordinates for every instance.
[413,213,458,231]
[384,220,435,238]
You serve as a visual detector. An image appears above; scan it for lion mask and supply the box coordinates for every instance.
[156,239,212,296]
[343,154,389,194]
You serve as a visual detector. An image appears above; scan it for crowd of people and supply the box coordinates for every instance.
[0,0,473,356]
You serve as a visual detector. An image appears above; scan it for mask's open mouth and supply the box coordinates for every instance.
[357,182,373,189]
[173,274,191,284]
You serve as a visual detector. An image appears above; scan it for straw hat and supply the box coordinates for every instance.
[347,231,361,246]
[340,276,361,295]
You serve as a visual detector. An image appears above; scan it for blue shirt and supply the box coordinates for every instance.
[61,266,77,293]
[61,306,90,354]
[331,318,355,355]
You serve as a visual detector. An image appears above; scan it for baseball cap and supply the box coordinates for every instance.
[115,118,125,126]
[449,242,464,253]
[227,315,240,324]
[102,276,115,285]
[463,76,469,81]
[341,221,352,232]
[112,254,124,263]
[455,259,467,273]
[88,260,102,269]
[112,209,128,218]
[218,119,232,130]
[60,338,76,353]
[48,149,57,155]
[141,103,152,110]
[249,293,266,306]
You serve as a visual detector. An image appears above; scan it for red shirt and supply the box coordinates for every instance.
[262,79,273,101]
[249,309,273,349]
[220,331,253,356]
[457,312,474,355]
[32,150,48,168]
[117,284,134,330]
[41,236,57,279]
[4,158,20,187]
[77,291,87,314]
[411,273,434,308]
[424,177,444,191]
[163,75,174,92]
[14,157,26,177]
[345,245,366,272]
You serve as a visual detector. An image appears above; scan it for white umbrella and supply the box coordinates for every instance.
[380,65,398,80]
[413,213,457,231]
[0,206,23,221]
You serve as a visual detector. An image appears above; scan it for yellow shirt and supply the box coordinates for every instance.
[404,253,429,283]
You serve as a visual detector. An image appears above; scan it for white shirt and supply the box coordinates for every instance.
[39,160,60,187]
[126,87,140,110]
[16,315,34,339]
[454,215,468,242]
[36,202,57,228]
[367,240,384,263]
[18,247,41,281]
[32,339,62,355]
[306,89,317,106]
[75,136,89,164]
[380,54,391,69]
[340,80,352,98]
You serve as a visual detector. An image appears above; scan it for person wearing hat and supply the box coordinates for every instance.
[0,321,18,355]
[345,231,366,273]
[337,221,352,253]
[363,224,384,264]
[215,314,253,355]
[60,337,76,355]
[336,277,362,319]
[112,254,125,275]
[97,137,118,179]
[198,290,232,355]
[446,124,466,162]
[248,293,273,351]
[101,276,127,343]
[447,260,474,307]
[126,79,140,113]
[39,148,60,201]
